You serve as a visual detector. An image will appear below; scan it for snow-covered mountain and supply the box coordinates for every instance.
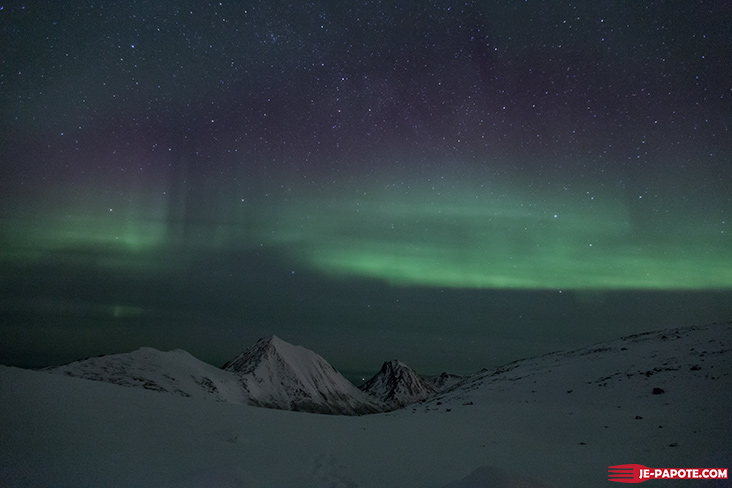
[359,359,436,407]
[425,323,732,413]
[45,347,248,404]
[222,335,385,415]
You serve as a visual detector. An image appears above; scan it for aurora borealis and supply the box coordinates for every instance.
[1,2,730,377]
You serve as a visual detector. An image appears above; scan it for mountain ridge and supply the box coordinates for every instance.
[41,323,731,418]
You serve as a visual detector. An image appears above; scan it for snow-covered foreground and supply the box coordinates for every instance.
[1,323,730,487]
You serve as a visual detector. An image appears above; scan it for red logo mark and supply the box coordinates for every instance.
[609,464,648,483]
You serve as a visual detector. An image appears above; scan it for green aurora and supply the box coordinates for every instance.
[3,176,730,291]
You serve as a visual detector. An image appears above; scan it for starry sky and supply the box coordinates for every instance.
[1,2,731,381]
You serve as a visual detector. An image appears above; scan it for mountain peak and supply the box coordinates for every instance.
[383,359,409,369]
[222,336,384,415]
[268,335,305,357]
[360,359,436,407]
[267,334,284,346]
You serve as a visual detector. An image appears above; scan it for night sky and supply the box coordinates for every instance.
[1,2,731,382]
